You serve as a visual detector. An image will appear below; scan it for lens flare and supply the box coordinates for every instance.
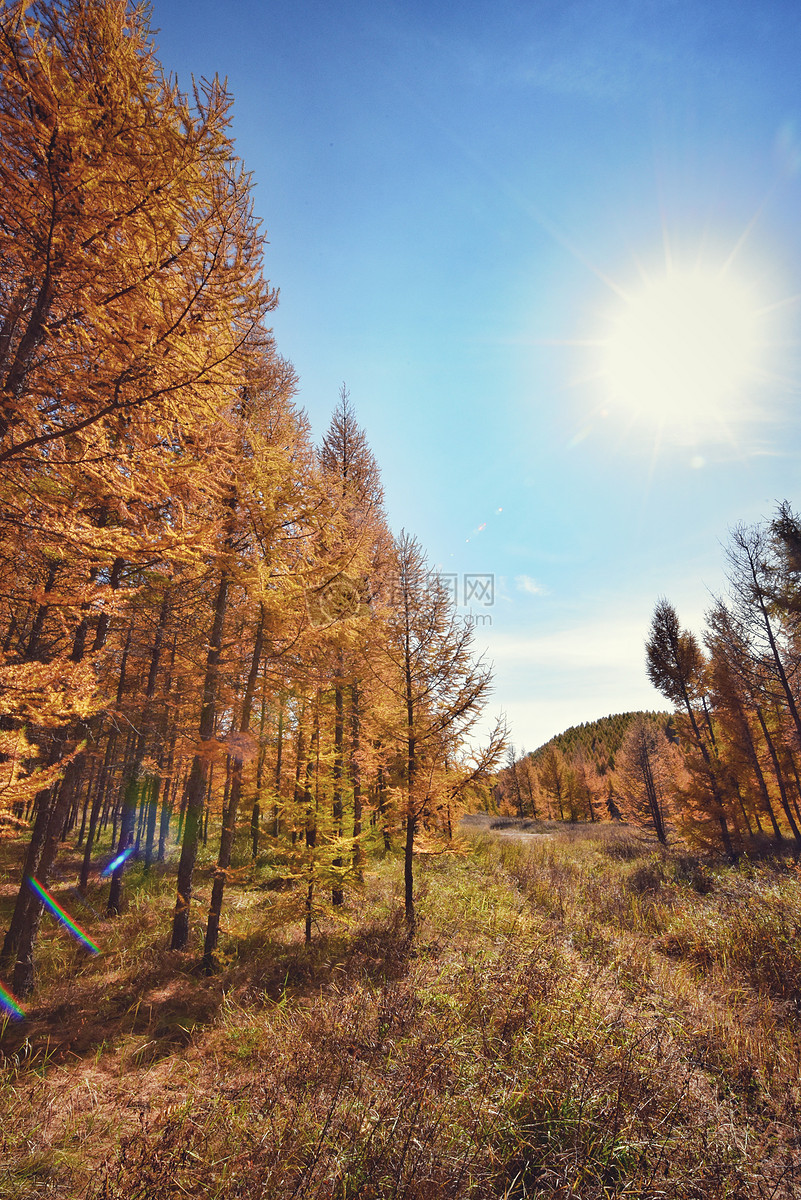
[99,846,134,878]
[0,981,25,1020]
[28,877,100,954]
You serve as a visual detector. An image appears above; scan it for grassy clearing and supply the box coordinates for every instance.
[1,823,800,1197]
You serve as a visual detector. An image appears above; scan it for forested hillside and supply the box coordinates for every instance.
[530,710,673,769]
[498,506,801,858]
[495,711,673,823]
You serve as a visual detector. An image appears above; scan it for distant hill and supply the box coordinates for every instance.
[529,710,673,775]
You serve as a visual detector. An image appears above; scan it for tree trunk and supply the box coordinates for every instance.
[404,811,416,935]
[680,687,737,861]
[738,704,783,842]
[171,564,231,952]
[756,706,801,845]
[351,684,363,882]
[1,560,123,986]
[108,591,169,915]
[304,705,319,946]
[202,609,264,968]
[273,694,283,839]
[251,674,269,860]
[332,677,344,906]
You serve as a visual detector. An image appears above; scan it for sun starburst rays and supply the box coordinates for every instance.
[601,265,764,431]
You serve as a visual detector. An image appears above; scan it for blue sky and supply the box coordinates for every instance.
[153,0,801,751]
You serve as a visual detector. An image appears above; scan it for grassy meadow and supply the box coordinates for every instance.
[1,819,800,1198]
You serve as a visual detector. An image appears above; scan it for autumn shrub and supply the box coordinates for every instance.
[669,853,716,894]
[658,874,801,1003]
[625,858,667,894]
[598,831,648,860]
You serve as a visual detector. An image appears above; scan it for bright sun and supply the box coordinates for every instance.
[602,267,762,430]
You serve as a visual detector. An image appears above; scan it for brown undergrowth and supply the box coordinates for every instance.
[1,824,800,1197]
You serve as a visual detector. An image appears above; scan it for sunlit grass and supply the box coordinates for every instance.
[1,825,800,1197]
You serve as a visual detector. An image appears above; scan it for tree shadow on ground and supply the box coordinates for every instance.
[0,901,413,1070]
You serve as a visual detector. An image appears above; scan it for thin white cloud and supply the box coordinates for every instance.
[472,616,668,748]
[515,574,547,596]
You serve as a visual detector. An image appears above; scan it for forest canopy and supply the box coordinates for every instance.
[0,0,504,998]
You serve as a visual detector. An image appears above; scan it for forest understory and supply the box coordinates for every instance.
[2,819,800,1199]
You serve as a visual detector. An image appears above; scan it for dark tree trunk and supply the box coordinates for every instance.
[756,706,801,845]
[80,728,119,892]
[332,677,344,906]
[738,703,782,841]
[1,560,123,987]
[143,776,161,870]
[108,592,169,915]
[304,705,319,946]
[351,684,363,882]
[171,563,230,952]
[377,764,391,852]
[251,676,268,860]
[202,609,264,968]
[273,693,283,839]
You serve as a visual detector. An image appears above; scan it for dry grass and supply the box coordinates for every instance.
[1,823,800,1197]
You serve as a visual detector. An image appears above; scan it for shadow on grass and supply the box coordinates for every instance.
[0,894,414,1070]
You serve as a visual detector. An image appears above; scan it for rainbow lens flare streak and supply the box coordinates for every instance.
[99,846,134,878]
[0,981,25,1020]
[28,877,100,954]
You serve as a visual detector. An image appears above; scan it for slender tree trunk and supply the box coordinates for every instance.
[404,608,417,933]
[291,706,307,849]
[273,693,283,839]
[404,721,416,932]
[203,609,264,968]
[157,754,179,863]
[251,671,269,859]
[154,634,180,864]
[332,676,344,906]
[202,765,214,847]
[1,560,123,987]
[304,705,319,946]
[754,587,801,753]
[756,706,801,845]
[781,743,801,827]
[738,704,782,841]
[377,764,391,852]
[641,747,667,845]
[80,728,119,891]
[733,782,754,838]
[143,777,161,870]
[134,782,148,853]
[108,592,169,914]
[679,687,737,861]
[76,748,100,847]
[171,563,231,951]
[176,767,191,843]
[351,684,363,882]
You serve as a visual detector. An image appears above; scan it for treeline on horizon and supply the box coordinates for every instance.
[495,711,674,823]
[0,0,505,1000]
[499,505,801,858]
